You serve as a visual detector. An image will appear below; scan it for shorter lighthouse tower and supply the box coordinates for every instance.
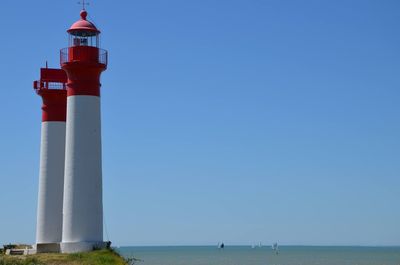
[34,68,67,253]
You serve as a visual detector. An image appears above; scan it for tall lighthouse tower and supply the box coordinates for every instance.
[60,9,108,253]
[34,68,67,253]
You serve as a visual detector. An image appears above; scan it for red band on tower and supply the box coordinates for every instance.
[34,68,68,122]
[61,47,107,97]
[39,90,67,122]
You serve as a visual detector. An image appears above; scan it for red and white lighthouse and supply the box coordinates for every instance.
[60,9,108,253]
[34,68,67,253]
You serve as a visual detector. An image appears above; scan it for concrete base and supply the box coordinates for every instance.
[60,241,107,253]
[6,248,37,255]
[36,243,60,253]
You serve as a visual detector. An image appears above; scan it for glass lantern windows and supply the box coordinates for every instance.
[68,31,100,48]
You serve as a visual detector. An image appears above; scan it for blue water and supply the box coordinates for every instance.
[117,246,400,265]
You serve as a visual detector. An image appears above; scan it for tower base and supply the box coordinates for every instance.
[36,243,60,253]
[60,241,107,253]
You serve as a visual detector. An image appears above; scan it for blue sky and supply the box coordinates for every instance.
[0,0,399,246]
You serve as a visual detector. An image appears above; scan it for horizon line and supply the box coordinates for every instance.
[115,244,400,248]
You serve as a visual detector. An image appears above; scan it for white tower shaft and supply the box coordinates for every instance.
[61,95,103,253]
[36,121,66,252]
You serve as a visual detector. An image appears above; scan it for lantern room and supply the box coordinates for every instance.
[68,10,100,48]
[61,9,107,67]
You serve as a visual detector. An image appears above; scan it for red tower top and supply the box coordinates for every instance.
[68,10,100,34]
[60,9,107,97]
[33,68,67,122]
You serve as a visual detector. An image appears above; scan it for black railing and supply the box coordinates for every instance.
[34,80,66,92]
[60,47,108,65]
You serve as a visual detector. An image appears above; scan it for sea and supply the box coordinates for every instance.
[117,246,400,265]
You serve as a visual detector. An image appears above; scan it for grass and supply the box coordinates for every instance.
[0,249,132,265]
[0,256,45,265]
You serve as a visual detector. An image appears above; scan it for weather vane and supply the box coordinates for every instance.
[78,0,90,10]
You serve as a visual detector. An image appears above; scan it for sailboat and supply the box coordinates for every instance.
[251,242,263,249]
[272,242,279,254]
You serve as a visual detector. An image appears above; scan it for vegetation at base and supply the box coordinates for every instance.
[0,256,44,265]
[0,249,136,265]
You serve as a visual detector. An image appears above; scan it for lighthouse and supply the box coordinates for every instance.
[60,9,108,253]
[34,68,67,253]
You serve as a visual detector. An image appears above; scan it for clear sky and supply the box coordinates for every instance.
[0,0,399,247]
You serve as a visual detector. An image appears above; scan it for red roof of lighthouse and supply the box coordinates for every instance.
[68,10,100,34]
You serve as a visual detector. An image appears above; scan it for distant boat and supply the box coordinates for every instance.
[251,242,262,249]
[272,242,279,255]
[218,242,225,249]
